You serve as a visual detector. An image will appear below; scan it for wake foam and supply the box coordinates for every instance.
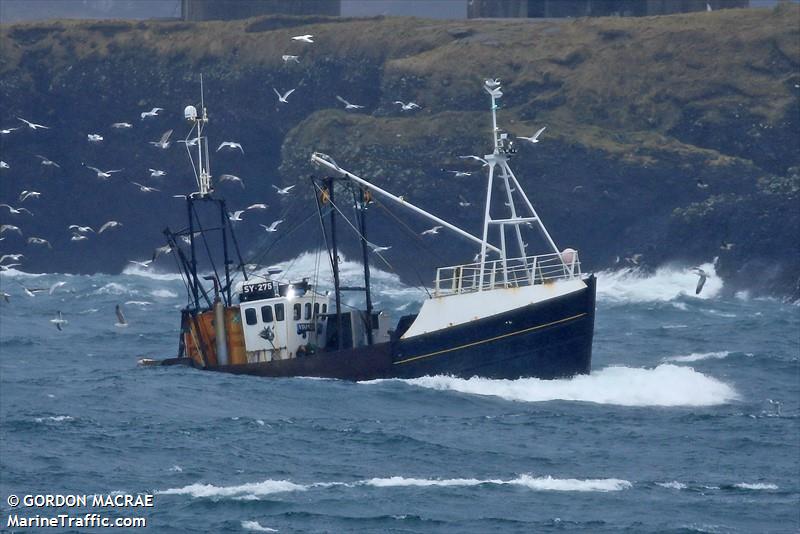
[376,365,738,407]
[733,482,778,490]
[241,521,278,532]
[665,351,731,363]
[596,261,722,303]
[158,480,307,499]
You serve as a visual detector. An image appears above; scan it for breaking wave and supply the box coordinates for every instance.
[150,289,178,299]
[733,482,779,491]
[241,521,278,532]
[665,351,731,363]
[372,365,738,407]
[158,479,307,498]
[596,261,722,303]
[121,264,184,281]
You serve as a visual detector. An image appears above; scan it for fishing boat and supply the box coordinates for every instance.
[143,79,596,380]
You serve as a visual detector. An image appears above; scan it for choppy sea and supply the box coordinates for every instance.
[1,257,798,533]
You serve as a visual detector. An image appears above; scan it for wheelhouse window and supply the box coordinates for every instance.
[261,306,273,323]
[293,303,301,321]
[313,303,320,316]
[244,308,257,326]
[305,303,312,320]
[275,303,285,322]
[322,304,327,314]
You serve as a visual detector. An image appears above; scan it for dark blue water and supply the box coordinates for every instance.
[1,264,798,533]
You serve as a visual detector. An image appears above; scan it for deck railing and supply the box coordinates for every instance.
[433,251,581,297]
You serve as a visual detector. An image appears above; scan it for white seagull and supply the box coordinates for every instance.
[246,203,268,211]
[70,233,89,242]
[0,253,24,263]
[217,141,244,153]
[458,195,472,207]
[149,129,173,149]
[0,225,22,236]
[336,95,364,110]
[178,138,199,147]
[87,133,104,143]
[17,117,49,130]
[219,174,245,188]
[421,225,443,236]
[149,169,166,178]
[27,237,51,248]
[140,107,164,120]
[1,126,20,134]
[228,210,245,222]
[19,191,41,202]
[128,260,153,269]
[459,155,489,166]
[0,161,9,169]
[291,34,314,43]
[273,88,295,104]
[131,182,159,193]
[394,101,420,111]
[68,225,94,234]
[111,122,133,129]
[368,242,391,253]
[517,126,547,144]
[36,155,60,168]
[272,184,296,195]
[449,170,472,177]
[115,304,128,328]
[49,281,66,294]
[98,221,122,234]
[86,166,122,180]
[691,267,710,295]
[260,220,284,232]
[0,204,32,216]
[282,55,300,63]
[50,311,68,331]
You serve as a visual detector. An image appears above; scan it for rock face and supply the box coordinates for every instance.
[0,8,797,296]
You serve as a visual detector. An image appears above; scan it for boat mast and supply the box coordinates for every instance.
[355,187,374,345]
[326,176,344,350]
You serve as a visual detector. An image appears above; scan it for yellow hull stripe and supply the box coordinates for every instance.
[394,312,588,366]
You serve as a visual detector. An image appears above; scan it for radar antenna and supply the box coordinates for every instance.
[184,73,211,196]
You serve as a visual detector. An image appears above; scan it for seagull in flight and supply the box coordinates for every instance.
[0,204,33,216]
[178,138,199,147]
[394,101,420,111]
[49,281,66,294]
[246,203,268,211]
[152,244,173,261]
[50,311,68,331]
[273,88,295,104]
[87,133,103,143]
[260,220,284,232]
[68,225,94,234]
[336,95,364,110]
[228,210,245,222]
[149,129,173,149]
[98,221,122,234]
[128,259,152,269]
[17,117,49,130]
[0,225,22,236]
[19,191,41,202]
[273,184,296,195]
[368,242,391,253]
[149,169,166,178]
[291,34,314,43]
[217,141,244,153]
[219,174,245,188]
[1,126,20,134]
[421,225,443,236]
[140,107,164,120]
[449,170,472,177]
[459,155,489,166]
[71,233,89,242]
[282,55,300,63]
[115,304,128,328]
[691,267,710,295]
[458,195,472,207]
[86,166,122,180]
[0,161,8,169]
[0,253,24,263]
[517,126,546,144]
[36,155,60,168]
[131,182,160,193]
[111,122,133,129]
[27,237,51,248]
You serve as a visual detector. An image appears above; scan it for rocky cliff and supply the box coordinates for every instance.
[0,6,797,296]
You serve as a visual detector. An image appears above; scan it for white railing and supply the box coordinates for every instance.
[433,251,581,297]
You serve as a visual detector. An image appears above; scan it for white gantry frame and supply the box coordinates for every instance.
[184,74,212,196]
[310,79,571,293]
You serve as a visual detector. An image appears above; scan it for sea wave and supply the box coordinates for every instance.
[158,479,307,498]
[150,289,178,299]
[656,481,687,490]
[122,264,184,281]
[665,351,731,363]
[370,365,738,407]
[733,482,779,490]
[596,261,722,303]
[241,521,278,532]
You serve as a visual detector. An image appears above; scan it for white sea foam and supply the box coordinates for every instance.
[596,262,722,303]
[94,282,132,296]
[372,365,738,407]
[734,482,778,490]
[122,264,184,281]
[158,479,307,498]
[34,415,73,423]
[665,351,731,363]
[150,289,178,298]
[241,521,278,532]
[0,267,47,278]
[169,465,182,473]
[125,300,153,306]
[656,481,687,490]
